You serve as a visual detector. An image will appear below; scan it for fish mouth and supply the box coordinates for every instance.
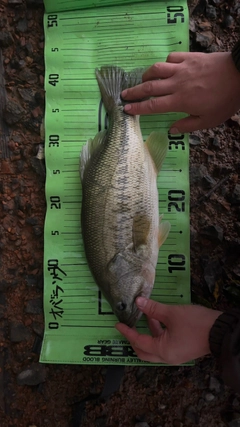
[120,304,143,328]
[126,309,143,328]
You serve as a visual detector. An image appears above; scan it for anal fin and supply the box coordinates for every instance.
[158,214,171,247]
[145,131,169,174]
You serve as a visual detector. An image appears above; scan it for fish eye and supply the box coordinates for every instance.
[116,301,127,311]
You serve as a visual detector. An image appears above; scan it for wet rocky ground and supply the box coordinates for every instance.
[0,0,240,426]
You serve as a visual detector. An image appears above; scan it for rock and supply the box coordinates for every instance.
[135,423,150,427]
[25,298,43,314]
[10,322,31,343]
[190,225,198,243]
[0,18,8,28]
[16,160,24,173]
[30,157,46,180]
[17,18,28,33]
[227,413,240,427]
[197,398,205,410]
[190,164,208,184]
[0,280,9,291]
[202,174,217,189]
[8,0,23,4]
[32,322,44,337]
[197,20,212,31]
[189,18,196,33]
[192,0,207,15]
[232,264,240,279]
[211,136,220,148]
[195,31,215,49]
[201,225,223,242]
[19,69,38,84]
[209,376,222,393]
[222,15,235,29]
[33,225,42,236]
[184,405,199,425]
[203,392,215,402]
[26,274,38,287]
[3,98,25,125]
[18,88,36,102]
[0,293,6,306]
[96,417,107,427]
[189,134,201,145]
[32,336,43,355]
[17,363,46,386]
[206,5,217,20]
[233,398,240,408]
[0,31,14,47]
[26,217,38,226]
[232,184,240,205]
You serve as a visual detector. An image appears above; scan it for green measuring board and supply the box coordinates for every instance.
[41,0,190,365]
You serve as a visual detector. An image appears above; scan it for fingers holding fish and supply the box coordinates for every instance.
[142,61,177,81]
[135,297,169,324]
[121,77,173,101]
[124,94,176,115]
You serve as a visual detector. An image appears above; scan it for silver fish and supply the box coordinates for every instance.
[80,66,170,327]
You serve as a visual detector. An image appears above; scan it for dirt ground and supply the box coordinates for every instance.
[0,0,240,426]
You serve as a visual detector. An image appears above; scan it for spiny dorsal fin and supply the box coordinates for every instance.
[79,130,106,181]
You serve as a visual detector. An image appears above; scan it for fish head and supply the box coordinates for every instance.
[107,254,156,327]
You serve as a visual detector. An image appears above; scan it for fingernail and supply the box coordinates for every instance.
[136,296,147,308]
[124,104,131,112]
[121,89,127,98]
[170,127,179,135]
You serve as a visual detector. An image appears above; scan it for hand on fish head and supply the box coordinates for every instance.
[106,251,156,327]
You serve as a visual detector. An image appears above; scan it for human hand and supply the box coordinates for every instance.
[122,52,240,133]
[115,297,222,364]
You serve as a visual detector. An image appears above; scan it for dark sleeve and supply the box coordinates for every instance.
[232,40,240,72]
[209,310,240,393]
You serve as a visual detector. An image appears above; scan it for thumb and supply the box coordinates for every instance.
[136,297,170,324]
[170,115,203,134]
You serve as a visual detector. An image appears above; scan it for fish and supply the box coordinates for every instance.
[79,66,170,327]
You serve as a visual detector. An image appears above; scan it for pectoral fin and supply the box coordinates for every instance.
[145,131,169,174]
[132,214,151,254]
[80,130,106,181]
[158,214,171,247]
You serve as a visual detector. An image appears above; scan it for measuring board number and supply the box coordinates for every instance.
[50,196,61,209]
[49,134,59,147]
[167,6,185,24]
[47,14,58,28]
[168,254,185,273]
[168,190,185,212]
[48,74,59,87]
[168,134,185,150]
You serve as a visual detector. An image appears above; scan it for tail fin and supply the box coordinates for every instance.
[95,66,143,113]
